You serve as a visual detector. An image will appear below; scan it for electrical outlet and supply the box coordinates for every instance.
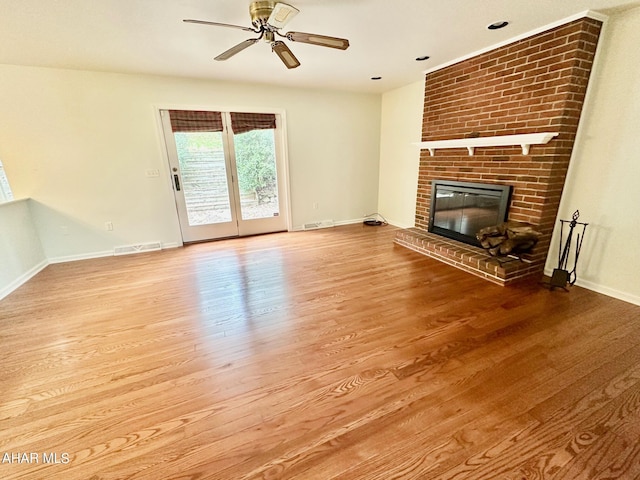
[145,169,160,177]
[105,221,114,231]
[313,202,319,210]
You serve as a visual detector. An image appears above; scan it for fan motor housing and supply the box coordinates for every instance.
[250,1,275,27]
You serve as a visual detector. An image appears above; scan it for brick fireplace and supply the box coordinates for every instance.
[394,16,602,285]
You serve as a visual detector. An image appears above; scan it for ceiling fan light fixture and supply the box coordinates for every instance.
[272,41,301,69]
[250,1,276,27]
[268,2,299,29]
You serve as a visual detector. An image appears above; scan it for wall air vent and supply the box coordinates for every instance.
[303,220,335,230]
[114,242,162,256]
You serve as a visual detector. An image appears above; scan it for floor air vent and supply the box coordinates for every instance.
[114,242,162,256]
[303,220,335,230]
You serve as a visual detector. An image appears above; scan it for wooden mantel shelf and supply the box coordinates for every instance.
[415,132,559,156]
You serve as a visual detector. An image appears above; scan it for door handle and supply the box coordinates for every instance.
[173,174,181,191]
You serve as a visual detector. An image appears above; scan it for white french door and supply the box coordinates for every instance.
[160,109,288,243]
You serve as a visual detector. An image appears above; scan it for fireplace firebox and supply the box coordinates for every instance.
[429,180,512,247]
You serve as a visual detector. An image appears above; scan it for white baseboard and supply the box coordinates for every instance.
[160,242,182,250]
[48,242,182,264]
[292,218,364,231]
[335,218,367,227]
[386,220,415,229]
[545,267,640,306]
[574,278,640,307]
[1,243,185,301]
[48,250,114,264]
[0,259,48,301]
[293,218,410,231]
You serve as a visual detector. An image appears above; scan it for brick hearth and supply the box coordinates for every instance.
[394,16,602,285]
[395,229,540,286]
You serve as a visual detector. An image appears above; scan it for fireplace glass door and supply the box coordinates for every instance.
[429,181,512,246]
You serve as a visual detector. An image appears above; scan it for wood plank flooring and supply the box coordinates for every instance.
[1,224,639,479]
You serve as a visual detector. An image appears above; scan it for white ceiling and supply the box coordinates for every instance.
[0,0,638,94]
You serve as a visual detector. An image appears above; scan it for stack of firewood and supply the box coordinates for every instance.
[476,221,542,256]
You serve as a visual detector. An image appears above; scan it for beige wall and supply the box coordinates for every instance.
[0,65,381,261]
[377,81,423,228]
[0,199,46,299]
[545,6,640,305]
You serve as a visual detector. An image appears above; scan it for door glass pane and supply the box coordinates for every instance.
[174,131,232,225]
[233,129,280,220]
[0,159,14,203]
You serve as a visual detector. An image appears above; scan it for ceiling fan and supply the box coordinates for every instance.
[184,1,350,69]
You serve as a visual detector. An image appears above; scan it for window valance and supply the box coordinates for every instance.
[168,110,223,132]
[230,112,276,134]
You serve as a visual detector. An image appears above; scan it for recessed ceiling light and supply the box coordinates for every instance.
[487,21,509,30]
[371,76,382,80]
[415,55,430,61]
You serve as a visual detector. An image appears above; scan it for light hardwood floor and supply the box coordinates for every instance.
[1,224,640,479]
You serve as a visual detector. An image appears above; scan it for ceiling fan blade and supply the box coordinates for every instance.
[285,31,350,50]
[272,41,300,69]
[215,39,259,61]
[267,3,299,29]
[183,19,257,33]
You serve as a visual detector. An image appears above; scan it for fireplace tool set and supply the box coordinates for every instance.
[548,210,588,290]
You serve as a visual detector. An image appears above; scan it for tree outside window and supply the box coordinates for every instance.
[233,129,277,205]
